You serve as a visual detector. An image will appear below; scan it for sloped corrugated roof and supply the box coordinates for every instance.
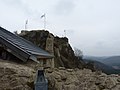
[0,27,53,62]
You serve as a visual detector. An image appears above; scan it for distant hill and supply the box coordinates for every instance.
[84,55,120,74]
[83,56,108,61]
[101,56,120,70]
[101,56,120,65]
[84,55,120,66]
[83,59,120,74]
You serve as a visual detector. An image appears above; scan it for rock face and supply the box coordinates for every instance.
[0,60,120,90]
[0,60,35,90]
[45,68,120,90]
[20,30,85,69]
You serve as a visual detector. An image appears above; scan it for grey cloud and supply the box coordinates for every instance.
[2,0,32,15]
[1,0,120,56]
[55,0,77,15]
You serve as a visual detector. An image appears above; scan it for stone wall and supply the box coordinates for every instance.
[0,60,120,90]
[0,60,35,90]
[45,67,120,90]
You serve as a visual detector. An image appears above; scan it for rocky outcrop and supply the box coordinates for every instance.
[0,60,120,90]
[20,30,85,69]
[0,59,35,90]
[1,29,119,90]
[45,68,120,90]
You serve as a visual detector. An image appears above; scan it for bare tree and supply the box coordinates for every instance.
[74,47,83,59]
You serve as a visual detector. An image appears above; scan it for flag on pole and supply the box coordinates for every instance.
[26,20,28,24]
[41,14,45,18]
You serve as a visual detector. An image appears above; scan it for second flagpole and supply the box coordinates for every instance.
[41,13,46,30]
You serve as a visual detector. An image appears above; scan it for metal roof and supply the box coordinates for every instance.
[0,27,53,63]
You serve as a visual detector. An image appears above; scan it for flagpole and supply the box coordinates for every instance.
[64,30,66,37]
[25,20,28,30]
[44,14,46,30]
[41,13,46,30]
[25,22,26,30]
[25,24,27,30]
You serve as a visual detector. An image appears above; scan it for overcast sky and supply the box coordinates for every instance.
[0,0,120,56]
